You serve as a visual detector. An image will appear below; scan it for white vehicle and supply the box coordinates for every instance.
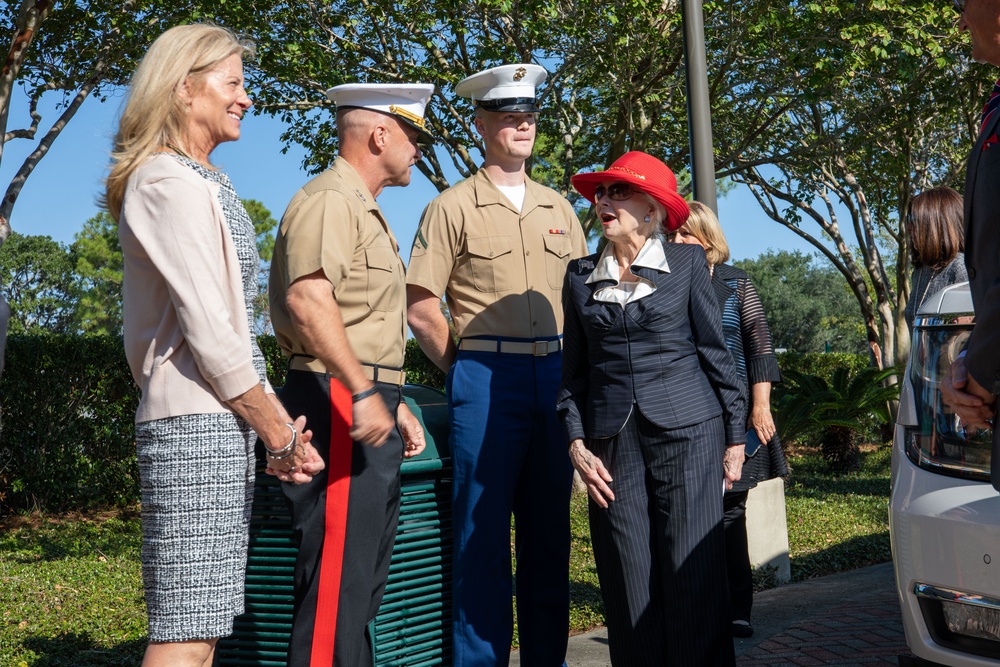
[890,281,1000,667]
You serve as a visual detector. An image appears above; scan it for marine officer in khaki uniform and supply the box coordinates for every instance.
[406,64,588,667]
[269,83,431,667]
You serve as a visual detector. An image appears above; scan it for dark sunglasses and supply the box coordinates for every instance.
[593,182,636,203]
[954,0,965,14]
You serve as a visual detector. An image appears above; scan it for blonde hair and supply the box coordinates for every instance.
[680,200,730,266]
[102,24,252,221]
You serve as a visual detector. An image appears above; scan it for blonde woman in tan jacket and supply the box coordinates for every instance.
[103,24,323,667]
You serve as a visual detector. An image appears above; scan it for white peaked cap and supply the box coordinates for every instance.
[455,64,547,112]
[326,83,435,141]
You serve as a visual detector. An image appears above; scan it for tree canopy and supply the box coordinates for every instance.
[735,249,864,355]
[240,1,986,369]
[71,211,122,335]
[0,1,988,370]
[0,0,278,233]
[1,200,276,335]
[0,232,75,334]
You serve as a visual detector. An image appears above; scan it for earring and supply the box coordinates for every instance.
[643,215,651,223]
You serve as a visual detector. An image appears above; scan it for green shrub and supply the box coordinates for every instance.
[404,338,446,389]
[0,334,446,515]
[0,335,141,514]
[258,333,288,388]
[776,351,868,382]
[774,365,900,471]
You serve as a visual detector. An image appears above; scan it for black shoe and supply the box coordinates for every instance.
[732,620,754,638]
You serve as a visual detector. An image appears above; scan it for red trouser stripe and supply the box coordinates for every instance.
[310,378,354,666]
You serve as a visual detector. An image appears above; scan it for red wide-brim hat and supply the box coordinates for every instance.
[571,151,691,231]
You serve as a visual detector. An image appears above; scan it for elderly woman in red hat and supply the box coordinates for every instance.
[557,151,746,666]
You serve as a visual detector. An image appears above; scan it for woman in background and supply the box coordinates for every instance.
[904,186,967,333]
[104,24,323,667]
[672,201,789,639]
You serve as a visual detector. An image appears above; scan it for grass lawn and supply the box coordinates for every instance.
[1,447,891,665]
[0,511,147,666]
[784,445,892,582]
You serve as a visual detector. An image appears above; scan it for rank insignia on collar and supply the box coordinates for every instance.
[354,188,367,204]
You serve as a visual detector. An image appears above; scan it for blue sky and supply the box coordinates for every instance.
[0,92,820,264]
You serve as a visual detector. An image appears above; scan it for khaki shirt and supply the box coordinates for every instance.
[269,157,406,368]
[407,169,588,339]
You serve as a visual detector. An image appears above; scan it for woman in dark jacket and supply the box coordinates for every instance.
[903,186,967,334]
[558,151,746,667]
[672,200,789,639]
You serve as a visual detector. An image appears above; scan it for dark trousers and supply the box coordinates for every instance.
[587,411,735,667]
[448,350,572,667]
[723,490,753,622]
[279,370,403,667]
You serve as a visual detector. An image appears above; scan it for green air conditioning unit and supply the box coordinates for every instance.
[215,384,452,666]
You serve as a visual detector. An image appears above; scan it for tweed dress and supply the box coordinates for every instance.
[135,153,267,642]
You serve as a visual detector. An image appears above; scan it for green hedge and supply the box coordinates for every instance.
[0,335,445,515]
[0,335,141,514]
[776,351,868,382]
[0,337,862,514]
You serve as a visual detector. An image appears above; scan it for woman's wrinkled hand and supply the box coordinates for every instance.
[266,414,325,484]
[723,443,745,491]
[568,439,615,508]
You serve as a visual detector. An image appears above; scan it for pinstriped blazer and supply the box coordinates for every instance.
[557,241,746,443]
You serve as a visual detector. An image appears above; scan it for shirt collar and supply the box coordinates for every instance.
[473,168,551,214]
[333,156,381,215]
[585,237,670,285]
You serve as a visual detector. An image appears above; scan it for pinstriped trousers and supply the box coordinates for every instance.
[588,410,735,667]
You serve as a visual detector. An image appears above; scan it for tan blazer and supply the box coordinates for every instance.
[119,154,270,423]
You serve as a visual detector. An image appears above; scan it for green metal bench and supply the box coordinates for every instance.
[216,384,452,666]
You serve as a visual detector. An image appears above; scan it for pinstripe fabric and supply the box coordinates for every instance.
[558,242,745,445]
[588,414,734,666]
[558,240,743,666]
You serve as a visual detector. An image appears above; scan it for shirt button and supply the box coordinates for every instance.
[533,321,538,326]
[969,267,977,279]
[525,251,530,256]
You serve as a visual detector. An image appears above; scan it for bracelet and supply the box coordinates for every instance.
[352,386,379,403]
[265,423,297,460]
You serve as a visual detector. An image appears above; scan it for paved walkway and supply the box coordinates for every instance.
[511,561,913,666]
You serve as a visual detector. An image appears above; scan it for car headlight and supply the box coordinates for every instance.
[905,313,992,482]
